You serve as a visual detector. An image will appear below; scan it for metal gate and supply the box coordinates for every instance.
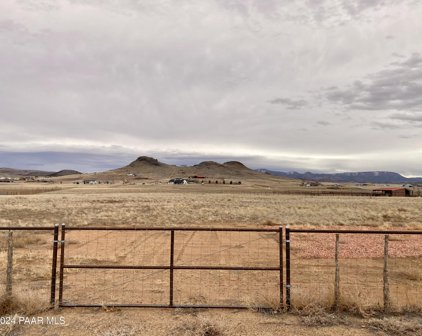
[58,226,283,309]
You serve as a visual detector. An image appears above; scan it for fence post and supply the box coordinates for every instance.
[6,231,13,296]
[383,234,390,313]
[169,229,175,307]
[50,224,59,307]
[58,224,66,305]
[334,233,340,310]
[285,226,291,311]
[279,226,283,309]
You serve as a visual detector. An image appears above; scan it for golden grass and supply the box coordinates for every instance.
[0,184,421,336]
[365,317,422,336]
[0,293,49,316]
[171,316,223,336]
[0,185,421,229]
[0,184,67,196]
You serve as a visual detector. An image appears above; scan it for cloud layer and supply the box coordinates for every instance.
[1,0,422,174]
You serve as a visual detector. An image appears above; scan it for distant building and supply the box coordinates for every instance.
[168,178,188,185]
[302,181,321,187]
[372,187,411,197]
[83,179,98,185]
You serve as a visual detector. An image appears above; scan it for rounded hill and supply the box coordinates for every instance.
[128,156,165,167]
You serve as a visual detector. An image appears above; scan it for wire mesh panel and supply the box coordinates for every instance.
[61,229,171,306]
[0,228,56,306]
[288,232,337,307]
[173,230,280,307]
[64,230,171,266]
[174,231,279,268]
[64,269,169,305]
[174,270,279,307]
[288,230,422,311]
[60,227,282,308]
[339,234,385,309]
[388,234,422,309]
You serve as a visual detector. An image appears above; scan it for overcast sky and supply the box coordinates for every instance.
[1,0,422,175]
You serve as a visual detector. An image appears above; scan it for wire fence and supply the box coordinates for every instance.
[1,225,421,312]
[0,226,58,307]
[286,228,422,311]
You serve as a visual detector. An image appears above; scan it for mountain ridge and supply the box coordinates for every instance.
[111,156,265,180]
[0,168,82,178]
[257,169,422,184]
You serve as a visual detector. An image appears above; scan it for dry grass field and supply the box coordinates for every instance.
[0,183,421,335]
[1,183,422,228]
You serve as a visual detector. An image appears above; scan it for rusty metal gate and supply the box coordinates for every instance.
[58,226,283,309]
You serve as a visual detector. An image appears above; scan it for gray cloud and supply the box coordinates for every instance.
[370,121,403,130]
[213,0,418,28]
[268,97,307,109]
[1,0,422,175]
[326,53,422,111]
[0,151,135,172]
[390,112,422,123]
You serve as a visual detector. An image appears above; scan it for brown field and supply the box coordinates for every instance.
[0,183,421,335]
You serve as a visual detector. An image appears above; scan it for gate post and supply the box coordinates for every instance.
[285,226,291,311]
[169,229,175,307]
[383,234,391,313]
[334,233,340,310]
[58,224,66,305]
[279,226,283,309]
[6,231,13,296]
[50,224,59,307]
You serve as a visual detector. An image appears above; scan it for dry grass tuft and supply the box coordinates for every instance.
[400,305,422,315]
[0,323,16,336]
[0,295,20,316]
[261,220,279,227]
[95,325,142,336]
[334,300,382,318]
[0,233,45,249]
[294,304,345,327]
[365,317,422,336]
[0,293,49,316]
[245,295,283,314]
[172,317,223,336]
[100,304,121,313]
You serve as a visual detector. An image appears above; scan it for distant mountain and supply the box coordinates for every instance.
[257,169,422,184]
[107,156,280,181]
[0,168,81,178]
[112,156,258,178]
[48,170,82,177]
[127,156,166,168]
